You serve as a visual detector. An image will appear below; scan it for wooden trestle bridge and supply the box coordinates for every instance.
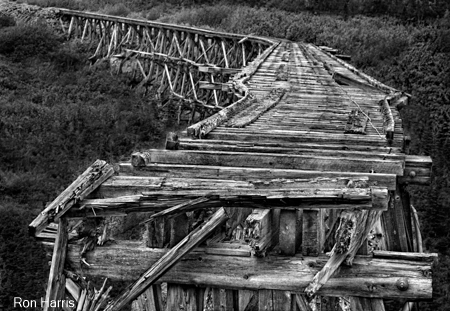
[20,4,436,311]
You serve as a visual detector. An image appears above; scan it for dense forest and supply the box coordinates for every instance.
[1,0,449,310]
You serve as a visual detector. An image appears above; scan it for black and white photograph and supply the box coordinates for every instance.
[0,0,448,310]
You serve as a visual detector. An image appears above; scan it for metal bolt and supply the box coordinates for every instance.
[396,278,409,291]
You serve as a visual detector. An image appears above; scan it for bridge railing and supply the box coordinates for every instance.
[57,9,278,123]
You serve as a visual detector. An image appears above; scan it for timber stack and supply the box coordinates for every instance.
[10,2,435,310]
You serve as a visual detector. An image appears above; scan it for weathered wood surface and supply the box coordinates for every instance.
[29,159,114,236]
[65,241,432,299]
[305,209,383,297]
[67,186,388,219]
[399,155,432,185]
[130,149,404,175]
[104,207,230,311]
[118,163,397,190]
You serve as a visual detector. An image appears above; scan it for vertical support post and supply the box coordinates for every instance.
[279,210,298,255]
[212,288,234,311]
[166,284,199,311]
[302,209,324,256]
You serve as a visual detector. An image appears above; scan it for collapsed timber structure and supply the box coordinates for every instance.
[14,3,436,311]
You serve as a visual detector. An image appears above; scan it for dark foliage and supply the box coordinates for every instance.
[0,202,48,311]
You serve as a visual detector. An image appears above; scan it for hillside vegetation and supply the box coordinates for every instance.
[1,1,450,310]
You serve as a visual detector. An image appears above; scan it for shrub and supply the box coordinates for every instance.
[100,3,131,17]
[0,14,15,29]
[0,23,61,61]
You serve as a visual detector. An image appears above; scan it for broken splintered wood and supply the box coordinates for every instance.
[71,187,389,219]
[226,89,287,128]
[44,218,68,311]
[187,42,279,138]
[141,197,210,224]
[344,109,369,134]
[104,207,230,311]
[305,209,383,297]
[29,160,114,236]
[379,97,395,143]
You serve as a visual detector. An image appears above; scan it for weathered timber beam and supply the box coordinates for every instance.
[204,129,403,148]
[187,42,280,138]
[58,9,276,46]
[29,159,114,236]
[103,207,230,311]
[373,250,437,263]
[178,138,404,160]
[378,97,395,142]
[226,89,287,128]
[244,209,276,256]
[69,187,388,217]
[130,149,404,175]
[399,155,432,185]
[44,218,68,311]
[97,175,374,197]
[199,81,231,91]
[305,209,383,297]
[65,241,433,299]
[118,163,397,190]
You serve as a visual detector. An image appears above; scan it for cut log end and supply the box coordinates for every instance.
[131,152,146,167]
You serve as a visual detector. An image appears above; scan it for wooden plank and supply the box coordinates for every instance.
[118,163,397,190]
[373,250,437,262]
[104,207,230,311]
[100,175,374,196]
[44,217,69,311]
[279,210,298,255]
[205,131,401,149]
[29,160,114,236]
[178,140,403,161]
[66,241,433,299]
[71,187,389,217]
[130,149,404,175]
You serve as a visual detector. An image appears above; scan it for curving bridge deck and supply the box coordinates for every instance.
[14,4,436,311]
